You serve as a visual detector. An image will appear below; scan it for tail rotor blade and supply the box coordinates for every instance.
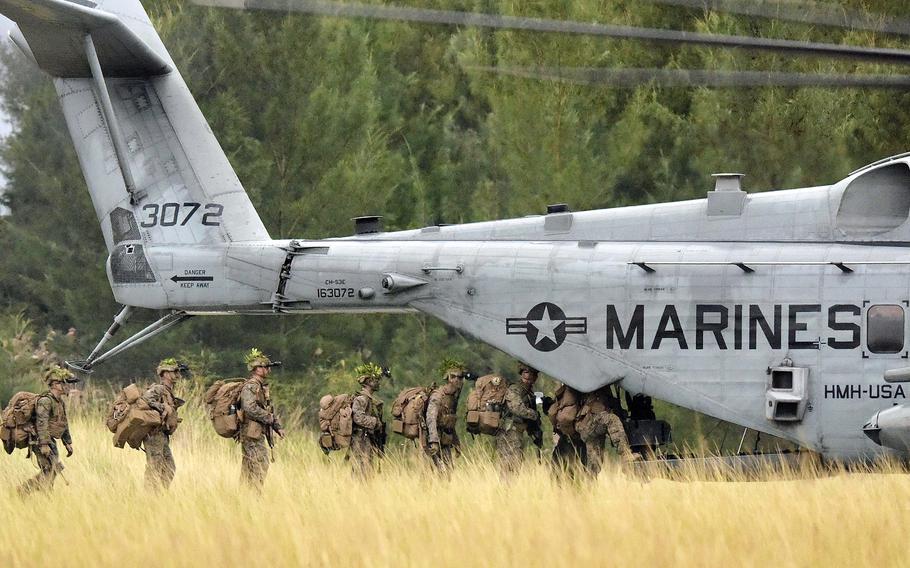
[469,66,910,89]
[190,0,910,66]
[648,0,910,37]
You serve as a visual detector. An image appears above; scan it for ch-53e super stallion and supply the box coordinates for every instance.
[6,0,910,463]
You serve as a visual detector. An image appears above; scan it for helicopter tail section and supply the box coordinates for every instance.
[0,0,270,256]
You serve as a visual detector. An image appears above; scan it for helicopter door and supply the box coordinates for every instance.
[862,303,907,359]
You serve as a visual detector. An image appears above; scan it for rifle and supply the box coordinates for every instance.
[372,420,388,454]
[528,418,544,461]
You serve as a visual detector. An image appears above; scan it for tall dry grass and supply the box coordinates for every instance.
[2,400,909,568]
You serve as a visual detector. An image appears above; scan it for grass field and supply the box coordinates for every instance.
[2,404,909,568]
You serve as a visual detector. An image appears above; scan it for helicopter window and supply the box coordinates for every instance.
[867,305,905,354]
[836,164,910,236]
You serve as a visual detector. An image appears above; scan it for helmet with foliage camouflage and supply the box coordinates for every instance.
[245,348,273,371]
[44,365,77,386]
[156,357,180,376]
[355,362,384,385]
[518,362,538,375]
[439,357,467,377]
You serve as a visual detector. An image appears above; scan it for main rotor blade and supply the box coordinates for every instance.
[470,66,910,89]
[191,0,910,66]
[648,0,910,37]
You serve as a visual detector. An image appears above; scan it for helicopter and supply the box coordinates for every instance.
[4,0,910,462]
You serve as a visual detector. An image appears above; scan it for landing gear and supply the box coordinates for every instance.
[66,307,192,373]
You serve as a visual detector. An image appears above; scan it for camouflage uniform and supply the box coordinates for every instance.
[577,387,638,475]
[239,376,275,489]
[548,384,587,474]
[425,380,462,473]
[141,382,178,490]
[19,391,70,495]
[496,381,540,477]
[349,387,384,478]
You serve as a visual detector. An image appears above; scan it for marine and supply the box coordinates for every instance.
[496,363,543,478]
[18,366,77,496]
[349,363,386,478]
[425,358,467,474]
[546,382,587,475]
[576,386,641,475]
[239,349,284,490]
[140,358,185,490]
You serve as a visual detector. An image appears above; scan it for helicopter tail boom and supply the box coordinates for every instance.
[0,0,271,259]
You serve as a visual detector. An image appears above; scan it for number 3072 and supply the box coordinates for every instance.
[140,202,224,227]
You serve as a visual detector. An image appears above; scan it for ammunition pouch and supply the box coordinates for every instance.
[242,418,265,441]
[438,414,457,430]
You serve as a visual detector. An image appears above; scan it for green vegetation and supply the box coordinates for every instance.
[1,0,909,450]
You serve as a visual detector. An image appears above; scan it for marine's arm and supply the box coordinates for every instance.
[35,396,52,447]
[240,382,272,424]
[352,394,380,431]
[425,389,442,445]
[141,384,167,415]
[61,416,72,447]
[504,387,539,421]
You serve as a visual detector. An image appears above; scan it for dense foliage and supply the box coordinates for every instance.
[1,0,909,449]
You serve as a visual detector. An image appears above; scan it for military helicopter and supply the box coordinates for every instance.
[4,0,910,463]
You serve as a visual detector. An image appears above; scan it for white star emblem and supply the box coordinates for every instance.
[528,304,564,346]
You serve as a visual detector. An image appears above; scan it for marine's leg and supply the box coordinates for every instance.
[144,432,175,490]
[162,441,176,488]
[440,445,454,472]
[431,445,454,476]
[349,436,373,479]
[603,412,640,462]
[241,437,270,489]
[18,443,59,496]
[550,434,574,476]
[585,436,605,477]
[496,430,525,479]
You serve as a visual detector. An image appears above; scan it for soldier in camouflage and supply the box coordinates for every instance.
[18,366,77,496]
[496,363,542,478]
[546,382,587,475]
[349,363,385,478]
[140,358,185,490]
[425,358,467,474]
[576,386,640,475]
[239,349,284,490]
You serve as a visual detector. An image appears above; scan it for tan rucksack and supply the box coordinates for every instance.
[0,391,39,454]
[465,374,508,435]
[390,386,433,440]
[318,394,354,451]
[547,384,580,437]
[575,390,613,442]
[105,384,163,450]
[204,379,247,438]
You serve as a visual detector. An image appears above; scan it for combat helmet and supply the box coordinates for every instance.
[439,356,467,378]
[44,365,77,386]
[355,362,384,385]
[517,362,538,374]
[245,348,274,371]
[156,357,181,377]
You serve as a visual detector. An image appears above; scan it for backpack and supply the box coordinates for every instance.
[105,383,142,433]
[575,389,615,442]
[465,374,508,435]
[547,384,580,437]
[106,384,163,450]
[318,394,354,451]
[0,392,39,454]
[390,386,432,440]
[204,379,247,438]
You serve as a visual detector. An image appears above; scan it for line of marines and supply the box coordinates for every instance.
[7,350,640,495]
